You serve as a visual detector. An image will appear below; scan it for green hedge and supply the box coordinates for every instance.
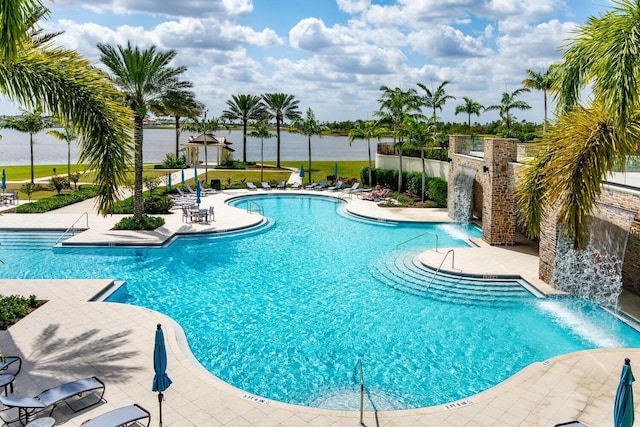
[360,167,448,207]
[108,189,173,214]
[113,215,165,230]
[15,186,98,213]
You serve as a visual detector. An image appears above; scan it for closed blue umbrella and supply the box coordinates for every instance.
[334,162,338,179]
[194,166,198,182]
[1,169,5,192]
[153,324,172,427]
[181,169,185,186]
[299,164,304,179]
[196,180,201,205]
[167,173,172,189]
[614,358,635,427]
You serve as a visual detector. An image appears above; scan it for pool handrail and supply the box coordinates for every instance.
[55,212,89,244]
[396,231,439,251]
[246,200,264,216]
[427,249,455,289]
[355,358,365,426]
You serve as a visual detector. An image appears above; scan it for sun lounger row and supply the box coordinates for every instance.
[0,373,150,427]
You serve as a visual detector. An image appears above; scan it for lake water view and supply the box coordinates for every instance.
[0,128,383,166]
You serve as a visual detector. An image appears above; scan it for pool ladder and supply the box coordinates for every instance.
[246,200,264,215]
[427,249,455,289]
[396,231,439,251]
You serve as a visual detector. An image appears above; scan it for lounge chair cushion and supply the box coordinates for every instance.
[81,404,150,427]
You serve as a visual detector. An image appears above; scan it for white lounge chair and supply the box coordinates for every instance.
[276,181,286,190]
[261,182,272,190]
[328,180,343,191]
[81,404,150,427]
[246,182,257,190]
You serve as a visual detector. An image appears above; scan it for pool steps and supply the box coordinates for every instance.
[0,231,70,250]
[370,250,534,306]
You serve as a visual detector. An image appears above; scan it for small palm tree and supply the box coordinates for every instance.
[2,109,48,184]
[154,90,203,159]
[47,121,77,180]
[348,120,386,186]
[262,93,302,168]
[522,67,557,133]
[291,108,326,185]
[399,117,435,202]
[454,97,484,133]
[417,80,456,135]
[98,41,192,221]
[222,94,266,163]
[248,119,274,183]
[485,88,531,137]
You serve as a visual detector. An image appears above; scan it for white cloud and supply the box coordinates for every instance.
[408,25,493,59]
[53,0,253,17]
[336,0,371,14]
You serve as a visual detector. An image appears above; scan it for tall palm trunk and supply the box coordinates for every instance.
[276,119,282,168]
[133,116,144,220]
[367,138,373,185]
[307,135,312,184]
[67,142,71,178]
[397,149,403,192]
[29,133,34,184]
[242,120,248,163]
[543,90,548,134]
[421,149,426,203]
[174,116,181,158]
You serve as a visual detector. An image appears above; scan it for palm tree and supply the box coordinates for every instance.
[182,112,223,185]
[222,94,266,163]
[454,97,483,133]
[248,119,274,183]
[374,86,422,192]
[485,88,531,137]
[154,90,203,159]
[348,120,386,186]
[262,93,301,168]
[522,67,556,133]
[98,41,192,221]
[417,80,456,134]
[517,0,640,248]
[400,117,435,202]
[2,109,48,184]
[47,121,77,180]
[0,0,131,214]
[290,108,325,185]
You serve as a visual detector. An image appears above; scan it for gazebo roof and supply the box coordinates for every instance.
[183,133,235,151]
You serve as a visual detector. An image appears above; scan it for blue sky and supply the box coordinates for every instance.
[2,0,612,124]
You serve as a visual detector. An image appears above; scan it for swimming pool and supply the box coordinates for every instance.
[1,195,640,410]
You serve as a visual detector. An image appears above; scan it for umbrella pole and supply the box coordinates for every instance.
[158,391,163,427]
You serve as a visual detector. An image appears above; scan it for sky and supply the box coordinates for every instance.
[2,0,613,124]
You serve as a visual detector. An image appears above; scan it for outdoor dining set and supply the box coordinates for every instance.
[181,205,214,223]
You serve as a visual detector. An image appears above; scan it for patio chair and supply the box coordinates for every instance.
[261,182,272,190]
[276,181,286,190]
[291,182,301,190]
[313,180,327,191]
[246,182,257,190]
[0,376,105,425]
[80,403,151,427]
[186,185,197,195]
[342,182,360,193]
[197,181,216,195]
[0,357,21,395]
[304,182,317,190]
[328,180,343,191]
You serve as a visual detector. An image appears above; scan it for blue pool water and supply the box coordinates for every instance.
[1,195,640,410]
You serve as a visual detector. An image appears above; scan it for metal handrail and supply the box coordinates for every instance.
[355,358,365,426]
[55,212,89,244]
[426,249,455,289]
[246,201,264,215]
[396,231,439,251]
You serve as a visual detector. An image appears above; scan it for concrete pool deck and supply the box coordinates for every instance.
[0,187,638,426]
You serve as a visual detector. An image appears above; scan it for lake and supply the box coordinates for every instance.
[0,128,382,166]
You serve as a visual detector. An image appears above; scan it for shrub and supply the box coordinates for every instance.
[158,153,187,169]
[143,176,162,192]
[16,186,98,213]
[215,159,245,169]
[49,176,69,195]
[108,190,173,214]
[113,215,165,230]
[0,294,42,329]
[427,177,448,207]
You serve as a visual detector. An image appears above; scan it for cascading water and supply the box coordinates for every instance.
[552,204,635,308]
[450,167,475,223]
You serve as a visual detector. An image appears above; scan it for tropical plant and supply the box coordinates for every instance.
[291,108,326,184]
[0,0,132,214]
[222,94,266,163]
[522,66,557,133]
[47,121,77,179]
[485,88,531,137]
[417,80,456,134]
[2,109,48,183]
[375,86,422,192]
[454,96,484,132]
[248,119,274,182]
[348,120,386,186]
[182,111,224,185]
[154,89,203,158]
[399,117,435,202]
[262,93,302,168]
[98,41,192,221]
[518,0,640,248]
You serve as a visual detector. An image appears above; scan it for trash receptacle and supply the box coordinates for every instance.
[211,179,221,190]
